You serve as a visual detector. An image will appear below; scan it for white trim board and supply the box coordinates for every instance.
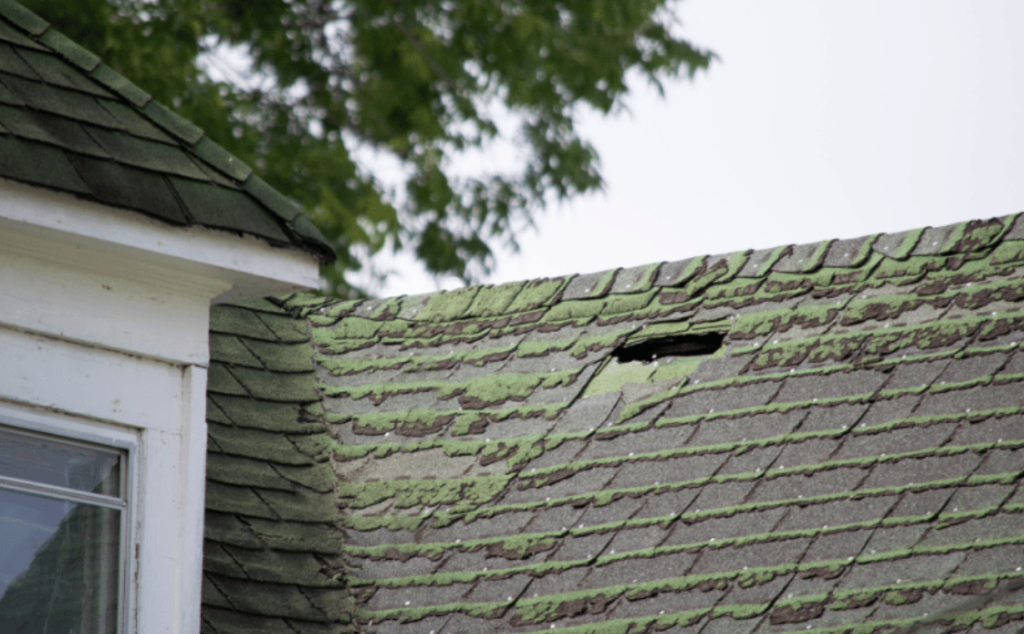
[0,177,322,302]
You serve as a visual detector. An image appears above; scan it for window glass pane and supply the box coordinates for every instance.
[0,488,120,634]
[0,427,120,496]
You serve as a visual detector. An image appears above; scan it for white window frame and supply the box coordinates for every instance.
[0,401,138,634]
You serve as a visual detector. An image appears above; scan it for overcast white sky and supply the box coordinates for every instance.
[377,0,1024,297]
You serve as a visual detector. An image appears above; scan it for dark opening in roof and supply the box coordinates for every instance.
[613,332,726,363]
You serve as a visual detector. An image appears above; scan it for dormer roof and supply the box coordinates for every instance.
[0,0,334,264]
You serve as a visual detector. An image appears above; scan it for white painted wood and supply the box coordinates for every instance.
[0,177,322,300]
[0,326,185,433]
[136,426,187,634]
[0,165,323,634]
[180,365,209,634]
[0,240,217,365]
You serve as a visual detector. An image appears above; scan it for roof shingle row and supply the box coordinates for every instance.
[0,0,333,263]
[282,216,1024,633]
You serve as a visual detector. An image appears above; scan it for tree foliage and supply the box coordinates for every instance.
[26,0,712,294]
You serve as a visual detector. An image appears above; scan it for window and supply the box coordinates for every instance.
[0,415,132,634]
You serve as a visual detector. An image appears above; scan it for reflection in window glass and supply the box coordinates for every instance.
[0,428,121,496]
[0,426,125,634]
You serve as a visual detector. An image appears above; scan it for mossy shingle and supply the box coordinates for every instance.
[285,214,1024,633]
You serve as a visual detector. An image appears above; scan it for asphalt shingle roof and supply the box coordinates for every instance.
[202,299,352,634]
[0,0,334,264]
[244,215,1024,634]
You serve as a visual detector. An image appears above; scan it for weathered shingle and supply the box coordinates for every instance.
[281,214,1024,633]
[202,300,352,634]
[0,1,333,264]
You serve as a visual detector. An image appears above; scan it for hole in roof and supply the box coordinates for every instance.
[613,332,726,364]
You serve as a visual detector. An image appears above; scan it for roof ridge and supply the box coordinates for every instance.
[303,214,1021,318]
[0,0,334,263]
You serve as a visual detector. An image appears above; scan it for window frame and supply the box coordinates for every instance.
[0,402,138,634]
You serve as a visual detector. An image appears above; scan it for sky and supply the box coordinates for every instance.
[376,0,1024,297]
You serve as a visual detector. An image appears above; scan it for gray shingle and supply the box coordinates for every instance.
[259,215,1024,631]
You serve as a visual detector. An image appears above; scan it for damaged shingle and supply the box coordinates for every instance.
[270,213,1024,633]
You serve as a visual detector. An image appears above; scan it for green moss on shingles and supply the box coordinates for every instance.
[701,276,764,302]
[367,296,403,320]
[204,481,276,519]
[461,342,519,366]
[581,358,654,398]
[630,261,663,293]
[518,337,577,357]
[321,368,578,407]
[541,298,609,322]
[449,403,567,437]
[732,304,839,339]
[870,254,946,280]
[342,408,454,435]
[518,424,859,486]
[627,319,692,341]
[952,218,1010,253]
[711,603,769,620]
[461,461,1024,541]
[763,267,836,293]
[682,251,751,298]
[350,599,508,625]
[588,268,619,297]
[414,285,481,321]
[852,405,1023,436]
[306,301,362,326]
[615,382,684,423]
[337,474,512,513]
[344,531,563,562]
[506,277,569,313]
[828,572,1022,614]
[741,245,792,278]
[289,432,333,462]
[805,239,834,270]
[319,355,409,376]
[340,515,425,532]
[928,376,992,394]
[888,226,927,259]
[602,288,658,316]
[456,369,580,408]
[503,566,795,626]
[748,313,1005,369]
[312,317,383,343]
[463,281,527,317]
[569,328,637,359]
[989,240,1024,265]
[358,558,585,592]
[589,508,1022,576]
[320,339,521,376]
[375,318,414,338]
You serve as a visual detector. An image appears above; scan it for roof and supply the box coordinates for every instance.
[209,214,1024,634]
[202,298,352,633]
[0,0,334,264]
